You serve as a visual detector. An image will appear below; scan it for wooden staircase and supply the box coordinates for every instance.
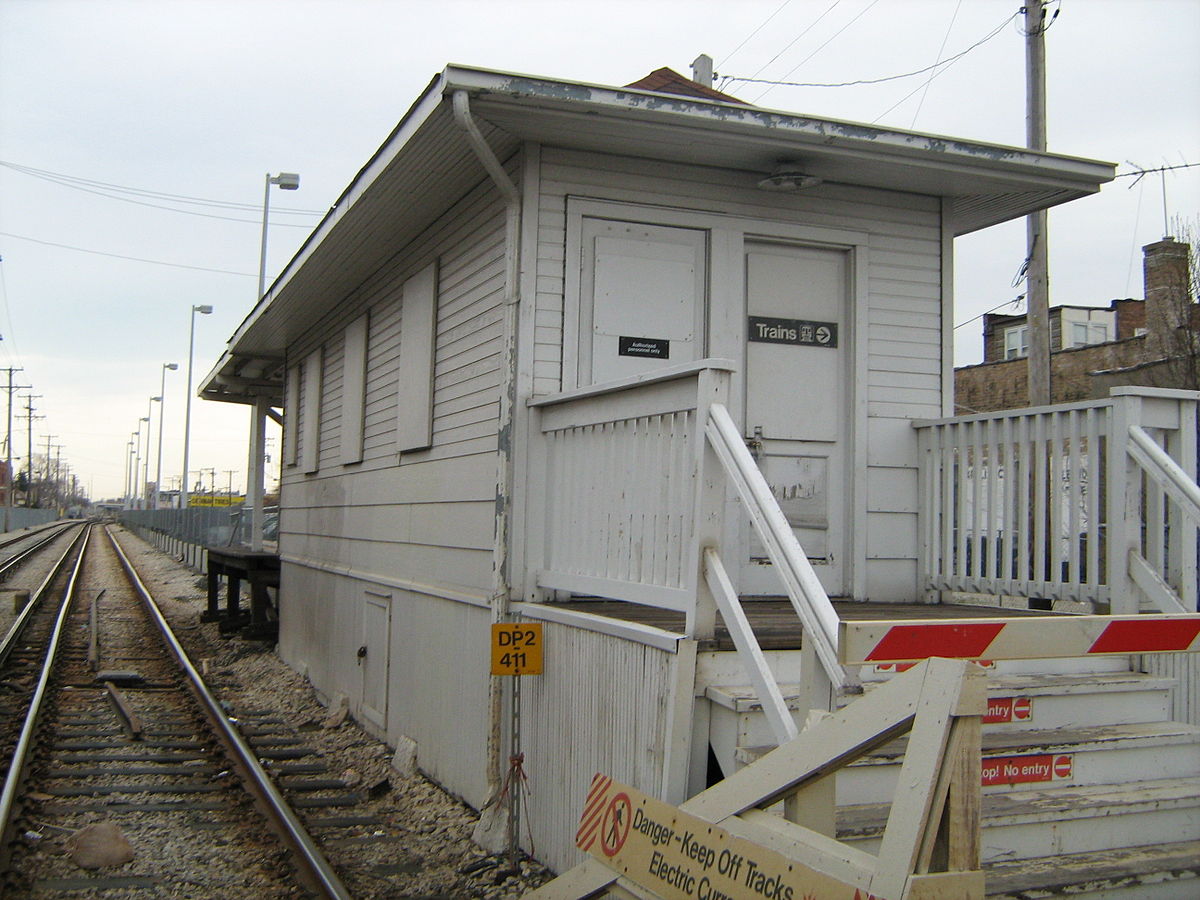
[705,652,1200,898]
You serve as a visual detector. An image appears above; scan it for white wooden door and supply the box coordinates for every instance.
[360,592,390,728]
[740,242,849,597]
[577,218,707,386]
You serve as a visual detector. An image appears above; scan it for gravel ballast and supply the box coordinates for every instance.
[111,527,554,899]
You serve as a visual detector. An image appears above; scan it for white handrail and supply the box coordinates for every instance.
[704,548,799,743]
[1128,424,1200,520]
[705,402,850,691]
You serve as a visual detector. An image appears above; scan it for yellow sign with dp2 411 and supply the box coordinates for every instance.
[577,775,883,900]
[490,623,543,675]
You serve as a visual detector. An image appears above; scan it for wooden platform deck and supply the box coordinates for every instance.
[551,599,1056,651]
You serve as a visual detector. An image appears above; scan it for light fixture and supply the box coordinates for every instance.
[259,171,301,299]
[181,305,213,509]
[756,166,823,192]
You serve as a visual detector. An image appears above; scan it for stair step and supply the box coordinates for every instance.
[737,721,1200,805]
[709,671,1174,729]
[838,776,1200,862]
[984,839,1200,899]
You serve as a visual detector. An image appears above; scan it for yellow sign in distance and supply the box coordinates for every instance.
[577,775,882,900]
[490,622,543,676]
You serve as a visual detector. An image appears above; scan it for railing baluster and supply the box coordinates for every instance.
[1086,408,1103,596]
[939,423,954,590]
[1001,415,1014,586]
[985,417,999,582]
[1067,409,1082,596]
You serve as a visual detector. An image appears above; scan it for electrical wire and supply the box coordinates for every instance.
[0,161,325,215]
[727,9,1017,91]
[954,295,1026,331]
[743,0,844,83]
[0,161,322,227]
[717,0,795,69]
[0,232,255,277]
[754,0,881,103]
[0,255,22,368]
[871,11,1018,123]
[910,0,963,128]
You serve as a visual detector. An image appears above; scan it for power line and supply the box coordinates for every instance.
[717,0,796,69]
[753,0,882,103]
[0,256,21,370]
[910,0,964,128]
[727,9,1017,91]
[742,0,844,83]
[0,232,255,277]
[0,161,326,215]
[954,295,1026,331]
[871,11,1019,123]
[4,174,314,227]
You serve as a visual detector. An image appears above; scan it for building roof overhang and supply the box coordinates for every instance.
[201,64,1115,405]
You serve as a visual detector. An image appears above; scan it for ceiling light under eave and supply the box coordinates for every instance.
[756,168,823,192]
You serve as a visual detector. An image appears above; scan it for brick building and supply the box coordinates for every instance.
[955,237,1196,414]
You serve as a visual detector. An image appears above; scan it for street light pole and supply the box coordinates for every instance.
[181,305,213,509]
[133,418,148,508]
[258,172,300,300]
[126,433,137,508]
[145,397,159,509]
[155,363,178,509]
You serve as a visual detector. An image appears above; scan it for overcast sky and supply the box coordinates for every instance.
[1,0,1197,502]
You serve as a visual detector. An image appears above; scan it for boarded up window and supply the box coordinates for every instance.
[341,314,368,464]
[301,347,323,474]
[283,363,300,467]
[396,261,437,452]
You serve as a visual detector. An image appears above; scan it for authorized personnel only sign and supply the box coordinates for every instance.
[577,774,884,900]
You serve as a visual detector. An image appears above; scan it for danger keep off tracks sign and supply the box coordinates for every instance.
[576,774,883,900]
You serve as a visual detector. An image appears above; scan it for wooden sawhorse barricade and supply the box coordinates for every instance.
[200,546,280,641]
[531,657,984,900]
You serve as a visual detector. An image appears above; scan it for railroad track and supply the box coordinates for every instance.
[0,523,351,898]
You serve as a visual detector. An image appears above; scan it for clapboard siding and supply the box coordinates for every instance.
[533,147,943,602]
[276,157,514,807]
[275,565,492,808]
[522,622,678,874]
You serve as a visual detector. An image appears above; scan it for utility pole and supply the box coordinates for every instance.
[1024,0,1051,406]
[2,368,32,532]
[22,396,42,508]
[43,435,55,510]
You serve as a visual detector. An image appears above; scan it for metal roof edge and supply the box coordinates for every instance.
[221,69,451,355]
[440,65,1115,188]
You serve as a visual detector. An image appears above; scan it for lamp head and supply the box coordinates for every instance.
[194,304,214,315]
[270,172,300,190]
[756,165,823,192]
[165,362,179,371]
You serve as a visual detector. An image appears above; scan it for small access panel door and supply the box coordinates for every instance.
[360,591,390,729]
[577,217,707,386]
[740,242,849,597]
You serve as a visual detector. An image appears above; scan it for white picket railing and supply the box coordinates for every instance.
[528,361,728,623]
[528,359,851,742]
[915,387,1199,615]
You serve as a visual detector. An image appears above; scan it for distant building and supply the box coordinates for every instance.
[955,237,1196,414]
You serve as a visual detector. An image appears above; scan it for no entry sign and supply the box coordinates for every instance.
[982,753,1072,786]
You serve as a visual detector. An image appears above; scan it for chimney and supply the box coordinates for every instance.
[691,54,714,88]
[1142,237,1193,356]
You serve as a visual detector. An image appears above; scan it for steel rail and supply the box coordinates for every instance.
[0,523,91,864]
[105,526,353,900]
[0,521,78,578]
[0,522,87,669]
[0,520,74,553]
